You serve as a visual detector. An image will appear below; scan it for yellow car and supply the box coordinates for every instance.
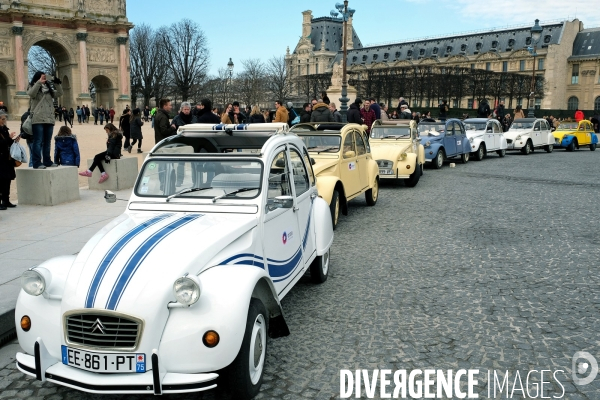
[370,119,425,187]
[290,123,379,229]
[553,119,598,151]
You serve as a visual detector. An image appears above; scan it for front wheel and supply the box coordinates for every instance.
[365,178,379,206]
[474,145,485,161]
[329,190,340,230]
[404,165,420,187]
[567,140,576,152]
[590,143,597,151]
[544,144,553,153]
[496,149,506,157]
[310,247,330,283]
[222,298,268,400]
[432,150,444,169]
[521,141,532,155]
[461,152,469,164]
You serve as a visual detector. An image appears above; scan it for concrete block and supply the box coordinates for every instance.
[15,166,80,206]
[87,157,138,191]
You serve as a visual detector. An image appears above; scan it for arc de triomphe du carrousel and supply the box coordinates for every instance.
[0,0,132,118]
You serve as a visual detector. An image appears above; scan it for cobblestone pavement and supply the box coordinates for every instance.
[1,148,599,399]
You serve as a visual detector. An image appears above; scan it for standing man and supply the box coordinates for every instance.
[228,101,247,124]
[143,106,150,122]
[109,107,116,124]
[496,101,506,127]
[98,105,106,124]
[477,99,491,118]
[310,99,333,122]
[154,98,176,144]
[329,102,342,122]
[93,106,98,125]
[379,103,389,120]
[439,100,448,122]
[300,103,312,123]
[360,99,376,134]
[347,98,363,124]
[369,98,381,120]
[273,100,289,123]
[84,105,90,123]
[396,97,408,115]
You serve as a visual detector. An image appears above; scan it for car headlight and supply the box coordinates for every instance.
[515,135,521,140]
[21,268,49,296]
[399,153,407,161]
[425,141,431,147]
[173,275,201,306]
[469,137,474,143]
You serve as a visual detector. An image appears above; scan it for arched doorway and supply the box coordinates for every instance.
[0,72,8,109]
[26,39,73,109]
[61,75,72,110]
[567,96,579,110]
[90,75,116,110]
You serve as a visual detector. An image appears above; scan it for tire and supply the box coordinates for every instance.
[460,152,469,164]
[590,143,596,151]
[365,178,379,206]
[222,298,268,400]
[432,150,444,169]
[521,140,532,155]
[420,163,424,176]
[496,149,506,157]
[310,247,330,283]
[404,164,421,188]
[544,144,553,153]
[567,140,576,152]
[329,190,340,231]
[474,145,485,161]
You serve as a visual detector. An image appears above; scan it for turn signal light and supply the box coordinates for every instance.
[21,315,31,332]
[406,165,411,169]
[203,330,220,348]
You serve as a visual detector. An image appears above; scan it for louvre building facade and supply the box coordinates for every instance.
[285,11,600,112]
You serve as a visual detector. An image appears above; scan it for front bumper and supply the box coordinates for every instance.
[16,339,218,395]
[506,140,523,150]
[378,167,410,179]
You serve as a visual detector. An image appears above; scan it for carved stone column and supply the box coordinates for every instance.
[117,36,129,99]
[77,32,90,98]
[11,25,25,93]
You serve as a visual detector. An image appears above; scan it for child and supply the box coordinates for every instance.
[54,126,80,167]
[79,123,122,183]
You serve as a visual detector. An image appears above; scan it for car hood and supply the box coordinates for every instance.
[553,130,574,138]
[505,129,530,139]
[465,130,484,139]
[370,141,412,160]
[420,135,443,143]
[312,158,339,175]
[61,211,258,314]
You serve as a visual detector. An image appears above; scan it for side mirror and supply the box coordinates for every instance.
[104,190,116,203]
[344,150,356,158]
[311,158,316,165]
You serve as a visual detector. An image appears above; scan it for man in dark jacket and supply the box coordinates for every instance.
[369,97,381,120]
[477,99,491,118]
[496,101,506,122]
[228,101,247,124]
[347,99,363,124]
[310,99,334,122]
[439,100,448,122]
[193,99,221,124]
[154,98,176,144]
[300,103,312,123]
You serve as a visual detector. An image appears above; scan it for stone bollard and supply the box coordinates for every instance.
[87,157,138,191]
[16,166,80,206]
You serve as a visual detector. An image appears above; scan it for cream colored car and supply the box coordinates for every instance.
[370,120,425,187]
[290,123,380,230]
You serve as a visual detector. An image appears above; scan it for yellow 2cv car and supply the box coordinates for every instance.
[369,119,425,187]
[290,123,379,229]
[553,119,598,151]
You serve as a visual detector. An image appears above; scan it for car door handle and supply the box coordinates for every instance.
[293,206,300,212]
[310,192,317,199]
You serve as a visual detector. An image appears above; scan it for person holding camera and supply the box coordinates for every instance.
[78,123,122,184]
[27,71,62,169]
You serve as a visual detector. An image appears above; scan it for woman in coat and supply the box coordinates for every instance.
[27,71,62,169]
[249,106,265,123]
[129,108,144,153]
[54,126,80,167]
[119,109,131,150]
[78,123,122,183]
[0,111,19,209]
[513,105,525,120]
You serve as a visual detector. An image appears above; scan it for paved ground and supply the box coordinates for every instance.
[0,146,599,399]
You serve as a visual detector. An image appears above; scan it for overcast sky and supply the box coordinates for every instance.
[127,0,599,76]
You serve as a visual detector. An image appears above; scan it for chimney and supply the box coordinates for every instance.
[346,17,354,49]
[302,10,312,38]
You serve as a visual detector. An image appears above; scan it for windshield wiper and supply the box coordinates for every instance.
[317,147,338,154]
[166,187,213,202]
[211,187,259,203]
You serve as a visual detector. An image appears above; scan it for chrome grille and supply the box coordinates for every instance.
[65,313,141,350]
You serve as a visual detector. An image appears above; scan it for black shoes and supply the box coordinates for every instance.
[0,202,16,210]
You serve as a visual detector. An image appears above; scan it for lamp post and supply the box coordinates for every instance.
[226,57,234,105]
[527,19,543,118]
[332,1,355,123]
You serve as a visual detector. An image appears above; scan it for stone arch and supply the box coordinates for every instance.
[24,36,76,72]
[567,96,578,110]
[90,74,117,109]
[61,75,72,109]
[0,71,9,107]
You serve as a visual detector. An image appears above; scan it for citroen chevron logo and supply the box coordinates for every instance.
[90,318,106,334]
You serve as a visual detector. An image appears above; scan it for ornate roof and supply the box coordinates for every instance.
[569,28,600,61]
[293,16,363,54]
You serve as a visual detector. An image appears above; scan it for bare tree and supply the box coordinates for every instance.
[235,58,266,107]
[28,45,57,81]
[160,19,210,102]
[265,55,291,103]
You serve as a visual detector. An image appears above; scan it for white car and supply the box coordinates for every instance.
[505,118,554,154]
[14,123,334,399]
[463,118,508,160]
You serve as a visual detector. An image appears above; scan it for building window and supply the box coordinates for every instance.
[383,53,389,60]
[460,44,467,52]
[535,98,541,109]
[419,49,425,56]
[571,64,579,84]
[433,47,438,55]
[519,60,526,71]
[517,98,523,106]
[471,63,475,71]
[544,35,552,44]
[486,62,491,71]
[476,42,482,50]
[491,41,498,49]
[315,63,319,74]
[502,61,508,72]
[567,96,579,110]
[362,55,367,62]
[395,51,401,58]
[526,37,532,45]
[306,65,309,75]
[508,39,515,47]
[297,65,301,76]
[468,99,474,109]
[595,96,600,111]
[538,58,545,70]
[372,54,378,61]
[453,99,458,108]
[446,46,453,53]
[407,50,413,57]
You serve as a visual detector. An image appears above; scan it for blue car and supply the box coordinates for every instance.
[418,119,472,169]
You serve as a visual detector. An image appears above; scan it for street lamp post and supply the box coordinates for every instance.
[226,58,234,105]
[332,1,355,123]
[527,19,543,118]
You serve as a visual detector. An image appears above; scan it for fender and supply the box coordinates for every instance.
[593,134,599,144]
[425,143,444,160]
[461,138,472,154]
[561,134,575,147]
[15,255,76,358]
[158,265,288,374]
[470,136,484,153]
[313,197,333,255]
[366,159,379,186]
[315,176,342,205]
[398,153,417,174]
[418,144,425,165]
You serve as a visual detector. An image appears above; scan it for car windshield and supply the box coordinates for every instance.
[135,159,263,199]
[371,127,412,139]
[464,123,487,131]
[300,135,341,153]
[558,123,577,130]
[418,124,445,136]
[510,122,533,130]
